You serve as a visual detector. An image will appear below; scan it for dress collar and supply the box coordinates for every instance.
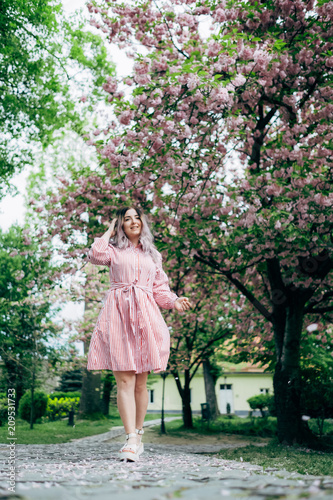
[127,239,142,250]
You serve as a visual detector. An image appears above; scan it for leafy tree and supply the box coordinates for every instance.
[0,0,113,195]
[0,225,64,413]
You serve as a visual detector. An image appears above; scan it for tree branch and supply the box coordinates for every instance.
[194,252,273,322]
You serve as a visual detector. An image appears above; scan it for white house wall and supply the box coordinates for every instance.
[147,372,273,416]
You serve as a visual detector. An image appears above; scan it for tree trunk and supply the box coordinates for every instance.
[202,360,219,420]
[273,292,309,444]
[79,368,102,417]
[101,373,113,416]
[182,369,193,428]
[79,340,102,417]
[172,369,193,429]
[79,266,103,418]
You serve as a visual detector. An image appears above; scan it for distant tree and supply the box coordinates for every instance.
[56,369,83,393]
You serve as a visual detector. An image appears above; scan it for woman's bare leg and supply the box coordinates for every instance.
[135,372,149,442]
[113,371,137,445]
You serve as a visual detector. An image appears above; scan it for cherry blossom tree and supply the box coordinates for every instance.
[31,0,333,444]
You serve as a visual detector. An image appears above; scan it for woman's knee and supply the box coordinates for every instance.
[114,371,136,392]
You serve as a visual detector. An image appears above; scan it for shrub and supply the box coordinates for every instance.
[217,415,277,437]
[48,391,81,400]
[247,394,275,417]
[301,368,333,438]
[46,396,80,421]
[18,390,48,423]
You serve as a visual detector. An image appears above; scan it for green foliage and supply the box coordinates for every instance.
[0,0,114,195]
[0,397,8,426]
[46,396,80,421]
[48,391,81,400]
[163,415,278,438]
[301,368,333,437]
[18,390,48,423]
[247,394,275,417]
[56,369,83,393]
[0,225,65,401]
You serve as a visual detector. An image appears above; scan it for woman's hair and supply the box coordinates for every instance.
[111,206,160,263]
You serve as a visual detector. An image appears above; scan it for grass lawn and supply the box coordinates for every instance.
[162,415,333,440]
[163,415,278,437]
[216,441,333,477]
[0,412,162,445]
[159,416,333,477]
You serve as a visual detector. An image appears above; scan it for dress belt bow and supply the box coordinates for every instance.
[108,281,153,296]
[105,281,153,337]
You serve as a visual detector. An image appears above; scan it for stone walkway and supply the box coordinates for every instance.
[1,419,332,500]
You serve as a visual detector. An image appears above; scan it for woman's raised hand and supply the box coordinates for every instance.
[108,218,118,238]
[174,297,192,313]
[101,218,117,242]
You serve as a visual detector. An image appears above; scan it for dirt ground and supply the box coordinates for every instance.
[111,426,270,447]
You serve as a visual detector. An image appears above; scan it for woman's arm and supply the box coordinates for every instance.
[153,256,192,311]
[87,219,117,266]
[153,261,179,309]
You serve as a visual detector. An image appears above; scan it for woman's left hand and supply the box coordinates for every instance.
[174,297,192,312]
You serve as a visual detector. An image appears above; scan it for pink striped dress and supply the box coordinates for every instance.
[86,237,178,374]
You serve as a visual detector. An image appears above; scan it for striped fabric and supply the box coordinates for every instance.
[86,237,179,374]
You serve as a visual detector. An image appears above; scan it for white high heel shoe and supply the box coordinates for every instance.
[119,433,140,462]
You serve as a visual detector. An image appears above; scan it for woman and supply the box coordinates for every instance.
[86,206,191,462]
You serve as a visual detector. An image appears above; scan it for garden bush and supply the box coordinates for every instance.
[46,396,80,421]
[247,394,275,417]
[18,390,48,423]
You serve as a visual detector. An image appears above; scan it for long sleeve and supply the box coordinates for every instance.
[153,256,178,310]
[87,237,114,266]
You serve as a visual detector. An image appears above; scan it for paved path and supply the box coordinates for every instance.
[1,419,332,500]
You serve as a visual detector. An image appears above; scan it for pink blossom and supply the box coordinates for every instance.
[119,110,134,125]
[215,8,226,23]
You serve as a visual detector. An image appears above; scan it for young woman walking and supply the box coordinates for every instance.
[86,206,191,462]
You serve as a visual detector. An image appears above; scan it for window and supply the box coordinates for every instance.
[260,388,270,394]
[220,384,232,390]
[148,389,154,403]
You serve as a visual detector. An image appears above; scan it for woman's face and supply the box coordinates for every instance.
[122,208,142,241]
